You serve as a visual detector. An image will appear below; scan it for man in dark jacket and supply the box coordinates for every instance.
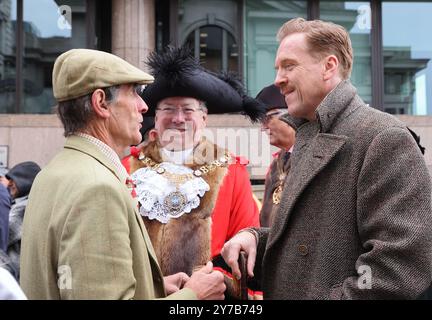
[222,18,432,299]
[256,84,296,227]
[5,161,41,280]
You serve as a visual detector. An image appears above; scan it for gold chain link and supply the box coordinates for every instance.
[138,152,231,178]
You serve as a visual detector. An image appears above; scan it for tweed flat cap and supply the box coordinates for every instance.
[255,84,287,111]
[53,49,154,102]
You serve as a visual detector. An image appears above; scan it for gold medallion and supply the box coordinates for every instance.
[164,191,187,216]
[272,185,283,204]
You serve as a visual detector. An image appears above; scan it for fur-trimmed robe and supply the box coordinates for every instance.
[130,138,259,276]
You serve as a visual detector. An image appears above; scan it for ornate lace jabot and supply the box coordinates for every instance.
[131,162,210,223]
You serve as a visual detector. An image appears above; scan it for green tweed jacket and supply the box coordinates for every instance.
[20,136,196,300]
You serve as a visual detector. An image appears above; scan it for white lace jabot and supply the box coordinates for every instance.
[131,162,210,223]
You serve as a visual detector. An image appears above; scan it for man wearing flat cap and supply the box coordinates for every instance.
[20,49,225,300]
[127,46,264,299]
[256,84,296,228]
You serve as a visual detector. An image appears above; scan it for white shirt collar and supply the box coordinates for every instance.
[161,147,194,165]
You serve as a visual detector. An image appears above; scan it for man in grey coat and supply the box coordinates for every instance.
[222,18,432,299]
[5,161,41,280]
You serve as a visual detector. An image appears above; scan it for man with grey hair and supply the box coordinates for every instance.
[222,18,432,299]
[20,49,225,300]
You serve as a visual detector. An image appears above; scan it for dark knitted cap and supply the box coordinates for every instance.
[6,161,41,198]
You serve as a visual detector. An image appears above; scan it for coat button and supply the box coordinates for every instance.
[298,244,308,256]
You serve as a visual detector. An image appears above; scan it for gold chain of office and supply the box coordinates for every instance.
[137,152,231,216]
[138,152,231,183]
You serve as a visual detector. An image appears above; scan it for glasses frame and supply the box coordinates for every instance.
[155,106,204,118]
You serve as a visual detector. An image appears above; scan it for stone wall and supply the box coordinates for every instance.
[1,114,431,180]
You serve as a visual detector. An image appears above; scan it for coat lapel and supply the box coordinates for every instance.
[132,204,162,270]
[64,136,122,181]
[267,133,347,250]
[65,136,163,273]
[267,81,358,250]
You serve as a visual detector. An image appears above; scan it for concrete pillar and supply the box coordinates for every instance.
[112,0,155,72]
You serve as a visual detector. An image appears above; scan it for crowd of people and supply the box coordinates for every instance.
[0,17,431,300]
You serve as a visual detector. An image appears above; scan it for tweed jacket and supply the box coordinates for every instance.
[20,136,196,300]
[256,80,432,299]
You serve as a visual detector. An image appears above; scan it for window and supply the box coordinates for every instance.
[176,0,240,73]
[241,0,432,115]
[0,0,95,114]
[184,25,238,73]
[244,0,307,97]
[383,2,432,115]
[0,0,17,113]
[320,1,372,104]
[22,0,87,114]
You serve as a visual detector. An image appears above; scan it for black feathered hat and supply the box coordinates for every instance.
[255,84,287,111]
[142,46,265,122]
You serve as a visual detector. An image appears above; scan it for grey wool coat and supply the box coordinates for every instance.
[255,80,432,299]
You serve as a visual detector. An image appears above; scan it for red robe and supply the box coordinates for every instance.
[210,157,260,257]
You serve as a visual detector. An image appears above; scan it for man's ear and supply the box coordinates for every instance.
[202,112,208,127]
[91,89,111,119]
[322,55,339,81]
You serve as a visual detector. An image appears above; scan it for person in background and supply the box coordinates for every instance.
[0,168,10,254]
[4,161,41,280]
[256,84,296,227]
[0,168,14,278]
[0,168,9,189]
[121,116,157,174]
[222,18,432,299]
[20,48,225,300]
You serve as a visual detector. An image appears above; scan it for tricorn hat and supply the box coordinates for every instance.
[142,46,264,122]
[255,84,287,111]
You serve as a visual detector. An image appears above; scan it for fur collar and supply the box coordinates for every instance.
[131,137,231,169]
[130,138,231,275]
